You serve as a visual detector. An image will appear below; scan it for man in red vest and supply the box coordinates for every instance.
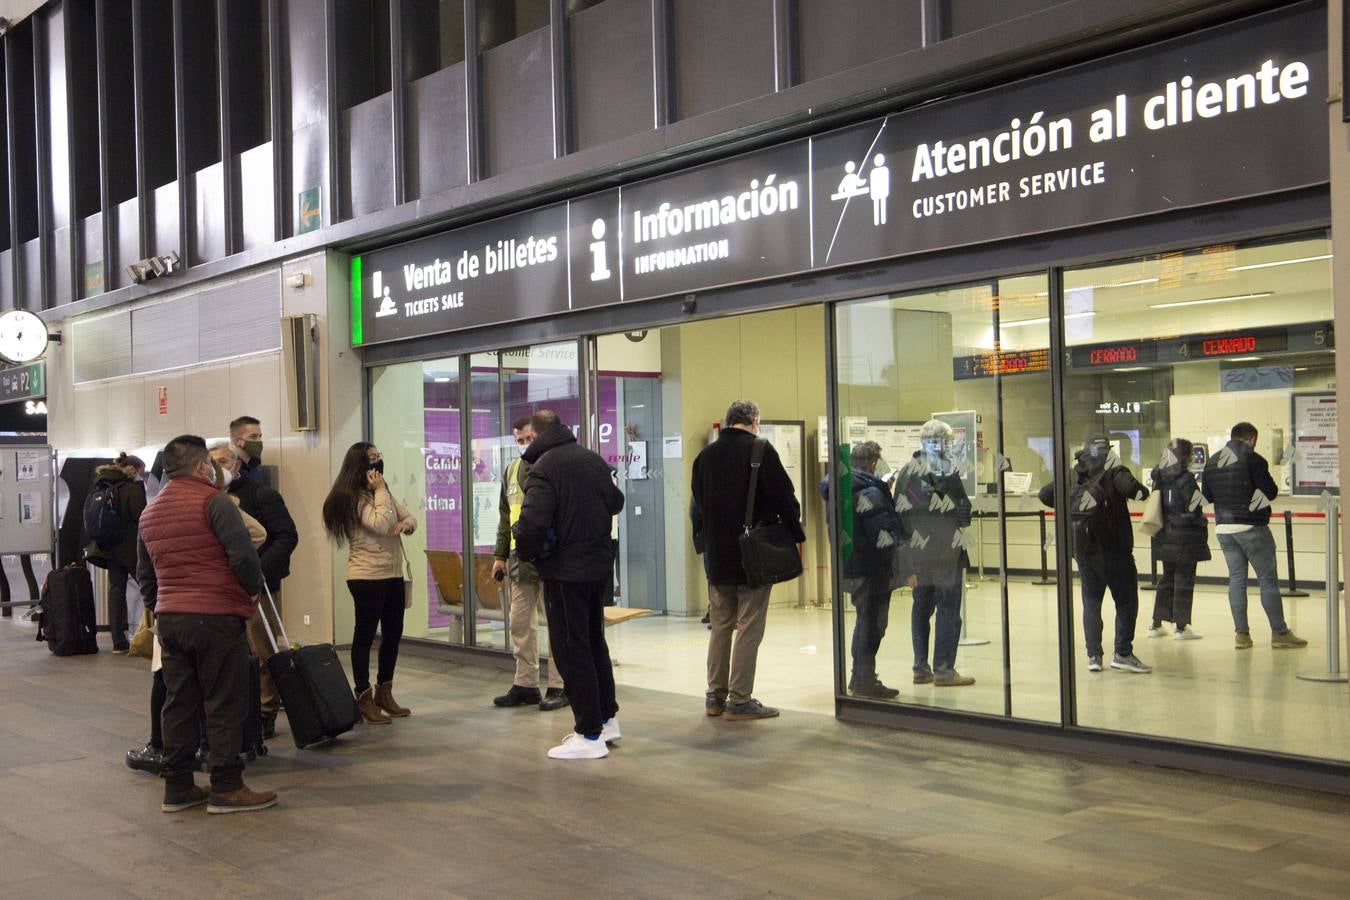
[137,435,275,814]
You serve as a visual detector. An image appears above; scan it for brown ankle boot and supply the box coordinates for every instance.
[356,687,391,724]
[374,682,411,717]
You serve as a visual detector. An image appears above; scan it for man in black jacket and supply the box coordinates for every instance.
[1201,422,1307,650]
[514,410,626,760]
[1040,436,1152,674]
[691,400,805,721]
[210,440,299,737]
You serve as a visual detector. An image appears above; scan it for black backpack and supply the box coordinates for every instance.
[1068,469,1114,555]
[83,480,122,548]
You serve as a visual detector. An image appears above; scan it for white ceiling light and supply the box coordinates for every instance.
[1148,291,1273,310]
[1227,356,1263,362]
[1003,311,1096,328]
[1228,254,1331,272]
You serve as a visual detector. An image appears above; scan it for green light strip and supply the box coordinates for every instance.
[350,255,363,346]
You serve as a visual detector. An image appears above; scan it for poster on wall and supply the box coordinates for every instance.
[933,409,979,498]
[15,450,43,481]
[759,421,805,501]
[18,492,41,524]
[866,423,923,472]
[1290,391,1338,495]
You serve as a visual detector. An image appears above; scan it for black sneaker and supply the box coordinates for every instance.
[724,699,779,721]
[161,784,209,813]
[125,742,163,775]
[852,680,900,699]
[705,694,726,717]
[493,685,542,708]
[539,688,570,711]
[261,716,276,740]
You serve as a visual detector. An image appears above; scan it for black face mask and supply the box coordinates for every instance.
[370,459,385,475]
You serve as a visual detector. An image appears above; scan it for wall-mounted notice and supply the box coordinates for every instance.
[866,423,923,471]
[15,450,43,481]
[1291,391,1338,495]
[759,421,805,501]
[19,492,41,524]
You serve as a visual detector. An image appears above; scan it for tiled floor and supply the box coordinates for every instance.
[604,577,1350,761]
[4,612,1350,899]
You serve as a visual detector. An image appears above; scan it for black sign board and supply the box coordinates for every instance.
[355,203,571,346]
[352,2,1326,347]
[811,2,1326,269]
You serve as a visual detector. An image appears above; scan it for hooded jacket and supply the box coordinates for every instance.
[838,469,903,580]
[1149,463,1211,563]
[228,476,298,592]
[514,425,625,582]
[1201,439,1278,527]
[83,465,147,572]
[892,451,971,584]
[691,427,805,586]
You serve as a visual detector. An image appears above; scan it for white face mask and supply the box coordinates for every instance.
[922,439,945,456]
[218,466,233,489]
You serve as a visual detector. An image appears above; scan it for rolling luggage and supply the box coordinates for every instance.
[35,563,99,656]
[258,585,359,748]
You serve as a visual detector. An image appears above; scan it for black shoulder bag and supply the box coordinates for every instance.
[738,438,804,587]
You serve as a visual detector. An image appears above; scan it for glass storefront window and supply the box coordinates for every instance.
[1061,235,1345,759]
[832,275,1060,721]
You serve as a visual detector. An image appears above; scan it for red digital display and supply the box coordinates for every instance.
[1201,335,1258,356]
[1089,346,1138,365]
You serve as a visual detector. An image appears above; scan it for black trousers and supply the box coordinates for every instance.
[149,668,166,748]
[543,579,618,738]
[156,612,249,792]
[348,577,406,693]
[1152,560,1198,630]
[106,560,134,647]
[1076,552,1139,658]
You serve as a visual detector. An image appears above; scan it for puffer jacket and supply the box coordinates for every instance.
[893,453,971,584]
[135,474,263,617]
[1201,439,1278,527]
[83,465,147,571]
[1149,463,1211,563]
[514,425,625,582]
[819,469,903,580]
[1039,452,1148,557]
[345,487,415,580]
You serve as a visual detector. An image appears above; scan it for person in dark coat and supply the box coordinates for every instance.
[894,420,975,687]
[1201,422,1307,650]
[1039,435,1152,674]
[1147,438,1210,640]
[513,410,626,760]
[691,400,806,722]
[210,440,299,736]
[84,452,148,653]
[820,441,906,699]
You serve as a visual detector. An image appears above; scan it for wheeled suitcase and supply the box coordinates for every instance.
[258,586,359,748]
[35,563,99,656]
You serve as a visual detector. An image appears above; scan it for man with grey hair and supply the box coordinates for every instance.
[209,439,298,738]
[691,400,805,721]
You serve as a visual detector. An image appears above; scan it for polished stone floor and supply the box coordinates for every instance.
[3,613,1350,899]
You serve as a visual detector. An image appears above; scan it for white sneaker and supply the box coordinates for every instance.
[600,718,622,745]
[1087,656,1103,672]
[1147,626,1169,638]
[547,733,609,760]
[1173,626,1202,641]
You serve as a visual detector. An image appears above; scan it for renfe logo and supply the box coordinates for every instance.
[372,271,398,318]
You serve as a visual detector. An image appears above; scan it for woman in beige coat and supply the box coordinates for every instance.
[322,442,417,724]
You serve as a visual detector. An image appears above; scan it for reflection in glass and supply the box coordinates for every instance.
[833,275,1059,721]
[1061,235,1347,760]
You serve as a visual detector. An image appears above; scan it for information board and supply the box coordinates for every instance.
[0,445,54,554]
[758,420,805,502]
[1290,391,1338,495]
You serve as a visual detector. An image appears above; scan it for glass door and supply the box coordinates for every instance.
[831,275,1061,721]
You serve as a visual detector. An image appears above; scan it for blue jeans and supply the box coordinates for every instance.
[849,574,891,683]
[912,572,962,675]
[1217,527,1287,634]
[1076,552,1138,658]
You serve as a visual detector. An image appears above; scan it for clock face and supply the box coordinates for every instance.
[0,310,49,364]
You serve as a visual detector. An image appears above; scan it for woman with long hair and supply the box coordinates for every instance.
[322,442,417,724]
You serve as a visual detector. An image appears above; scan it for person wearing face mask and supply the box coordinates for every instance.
[491,416,568,711]
[210,440,299,738]
[229,416,265,483]
[1039,435,1152,674]
[322,442,418,724]
[893,420,975,687]
[84,452,149,653]
[136,434,274,814]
